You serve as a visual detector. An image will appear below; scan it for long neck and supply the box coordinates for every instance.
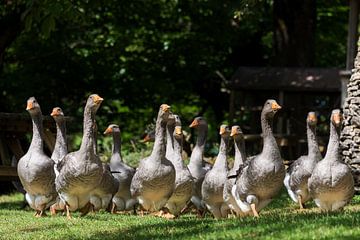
[324,122,340,162]
[213,136,229,170]
[307,124,321,159]
[150,116,166,162]
[166,123,175,158]
[79,106,95,154]
[189,126,207,166]
[51,119,67,160]
[233,136,246,170]
[173,136,185,168]
[111,131,122,163]
[261,113,280,157]
[29,111,44,151]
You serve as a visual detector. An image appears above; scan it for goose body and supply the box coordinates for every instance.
[223,125,246,216]
[201,125,230,219]
[17,97,57,217]
[49,107,68,214]
[188,117,209,214]
[104,124,137,212]
[130,104,176,211]
[308,109,354,211]
[284,112,321,208]
[165,116,193,217]
[233,99,284,217]
[55,94,104,217]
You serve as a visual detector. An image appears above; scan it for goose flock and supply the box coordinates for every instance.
[16,94,355,219]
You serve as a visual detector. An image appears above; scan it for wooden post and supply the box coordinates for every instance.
[347,0,359,70]
[343,0,360,106]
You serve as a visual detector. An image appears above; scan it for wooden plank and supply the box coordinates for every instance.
[0,166,18,177]
[0,136,11,165]
[6,138,25,160]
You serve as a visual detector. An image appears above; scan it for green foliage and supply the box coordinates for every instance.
[0,0,351,153]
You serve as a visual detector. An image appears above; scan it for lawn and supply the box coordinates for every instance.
[1,190,360,240]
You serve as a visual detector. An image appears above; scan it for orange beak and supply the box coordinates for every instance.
[271,102,282,110]
[50,108,59,117]
[26,102,34,110]
[189,119,199,128]
[142,134,152,143]
[175,126,182,135]
[333,113,342,125]
[94,95,104,104]
[230,128,238,137]
[103,127,112,135]
[161,104,170,112]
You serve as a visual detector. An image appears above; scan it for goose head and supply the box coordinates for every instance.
[87,94,104,113]
[230,125,244,141]
[51,107,65,123]
[189,116,207,129]
[174,126,183,140]
[104,124,120,135]
[262,99,281,118]
[219,124,231,138]
[142,130,155,142]
[26,97,41,115]
[331,109,342,128]
[159,104,171,122]
[307,111,317,127]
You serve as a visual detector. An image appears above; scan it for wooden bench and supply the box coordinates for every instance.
[0,113,72,181]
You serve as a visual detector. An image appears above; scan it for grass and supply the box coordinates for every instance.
[1,190,360,240]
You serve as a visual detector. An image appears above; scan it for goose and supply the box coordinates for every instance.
[223,125,246,216]
[232,99,284,217]
[188,117,209,216]
[284,112,321,209]
[104,124,137,213]
[201,125,231,219]
[308,109,354,211]
[55,94,104,218]
[130,104,175,212]
[49,107,68,215]
[17,97,57,217]
[165,115,193,218]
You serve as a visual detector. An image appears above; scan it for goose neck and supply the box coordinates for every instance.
[29,111,44,151]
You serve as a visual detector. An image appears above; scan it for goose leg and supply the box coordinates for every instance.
[34,210,40,217]
[111,203,117,214]
[65,204,72,219]
[250,203,259,217]
[297,195,304,209]
[50,205,57,216]
[80,202,93,217]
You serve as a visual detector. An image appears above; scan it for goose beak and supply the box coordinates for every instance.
[333,113,342,125]
[103,127,112,135]
[175,126,182,135]
[271,102,282,110]
[161,104,170,112]
[94,95,104,104]
[142,134,151,143]
[26,102,34,110]
[189,119,199,128]
[50,108,59,117]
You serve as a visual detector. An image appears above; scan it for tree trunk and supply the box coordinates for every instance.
[273,0,317,67]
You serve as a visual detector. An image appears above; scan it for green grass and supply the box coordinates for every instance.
[1,191,360,240]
